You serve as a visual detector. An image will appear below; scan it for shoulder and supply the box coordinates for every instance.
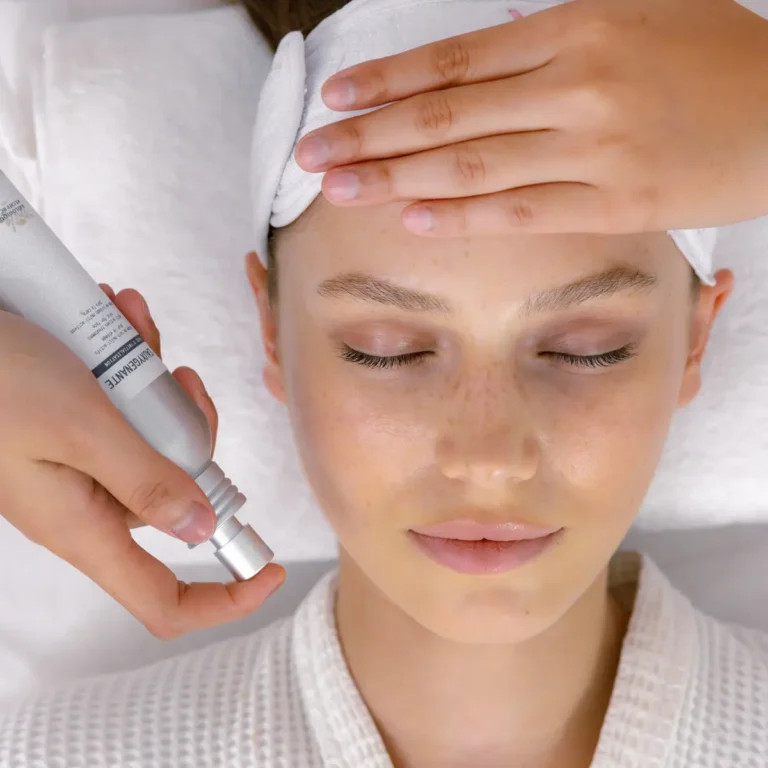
[676,607,768,765]
[0,615,314,768]
[613,554,768,765]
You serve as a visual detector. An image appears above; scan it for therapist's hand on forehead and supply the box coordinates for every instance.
[296,0,768,237]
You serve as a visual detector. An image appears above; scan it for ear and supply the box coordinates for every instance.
[246,252,286,404]
[678,269,734,407]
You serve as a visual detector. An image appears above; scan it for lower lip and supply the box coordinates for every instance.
[408,530,562,575]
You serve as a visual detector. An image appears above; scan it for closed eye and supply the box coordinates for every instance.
[542,345,637,369]
[340,344,636,371]
[340,345,433,370]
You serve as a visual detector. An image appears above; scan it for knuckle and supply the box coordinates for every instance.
[339,119,365,157]
[594,128,626,152]
[502,196,535,228]
[596,144,657,232]
[57,415,100,461]
[43,475,109,555]
[145,618,182,641]
[430,38,473,85]
[414,93,455,136]
[364,62,390,104]
[127,480,172,521]
[450,147,487,187]
[145,583,191,640]
[556,50,625,128]
[571,80,622,125]
[576,16,618,48]
[370,161,396,197]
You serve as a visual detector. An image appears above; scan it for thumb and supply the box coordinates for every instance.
[63,400,217,544]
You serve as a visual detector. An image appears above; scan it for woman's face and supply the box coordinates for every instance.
[251,198,728,644]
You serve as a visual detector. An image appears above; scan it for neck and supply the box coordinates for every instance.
[336,557,629,768]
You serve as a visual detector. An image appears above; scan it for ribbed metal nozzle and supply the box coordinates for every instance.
[190,462,274,581]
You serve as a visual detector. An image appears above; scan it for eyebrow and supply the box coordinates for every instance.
[317,273,451,313]
[316,265,657,316]
[520,265,658,317]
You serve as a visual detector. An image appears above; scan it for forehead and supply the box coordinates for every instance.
[276,197,687,302]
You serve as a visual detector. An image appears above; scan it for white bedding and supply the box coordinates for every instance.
[0,0,231,203]
[0,0,766,705]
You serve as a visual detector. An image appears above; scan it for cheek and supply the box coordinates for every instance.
[280,331,435,537]
[534,333,687,524]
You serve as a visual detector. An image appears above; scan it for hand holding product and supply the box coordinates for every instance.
[0,174,285,639]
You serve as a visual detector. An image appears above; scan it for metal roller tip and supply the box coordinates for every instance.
[191,462,274,581]
[211,516,274,582]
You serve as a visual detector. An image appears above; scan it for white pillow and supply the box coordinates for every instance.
[642,217,768,528]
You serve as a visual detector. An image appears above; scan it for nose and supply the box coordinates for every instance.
[435,366,539,489]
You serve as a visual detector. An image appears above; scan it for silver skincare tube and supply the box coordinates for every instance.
[0,172,273,580]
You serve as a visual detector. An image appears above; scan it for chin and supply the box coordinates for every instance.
[408,586,558,646]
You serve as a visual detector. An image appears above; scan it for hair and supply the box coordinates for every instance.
[243,0,351,51]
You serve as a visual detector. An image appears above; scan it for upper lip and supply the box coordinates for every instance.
[410,518,561,542]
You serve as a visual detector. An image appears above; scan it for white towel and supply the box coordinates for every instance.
[252,0,717,284]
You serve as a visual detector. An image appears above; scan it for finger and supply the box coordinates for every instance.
[99,284,116,301]
[17,461,283,636]
[55,398,218,544]
[399,183,612,236]
[114,288,161,358]
[321,131,577,206]
[123,361,213,529]
[320,8,567,110]
[298,68,557,172]
[63,501,286,638]
[173,366,219,452]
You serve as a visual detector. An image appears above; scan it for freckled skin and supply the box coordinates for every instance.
[253,198,729,645]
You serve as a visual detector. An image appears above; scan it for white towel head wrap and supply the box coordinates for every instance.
[251,0,717,285]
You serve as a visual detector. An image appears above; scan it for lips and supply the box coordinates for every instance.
[410,518,561,542]
[408,519,562,575]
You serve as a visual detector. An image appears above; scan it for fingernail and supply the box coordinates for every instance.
[403,206,435,232]
[298,135,331,169]
[324,171,360,201]
[140,296,153,322]
[323,77,356,109]
[170,502,215,543]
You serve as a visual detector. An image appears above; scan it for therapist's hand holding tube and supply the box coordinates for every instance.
[297,0,768,236]
[0,290,285,640]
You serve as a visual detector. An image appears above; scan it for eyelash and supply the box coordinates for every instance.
[544,344,637,369]
[340,345,433,370]
[340,344,637,370]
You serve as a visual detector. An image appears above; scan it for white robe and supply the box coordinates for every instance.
[1,553,767,767]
